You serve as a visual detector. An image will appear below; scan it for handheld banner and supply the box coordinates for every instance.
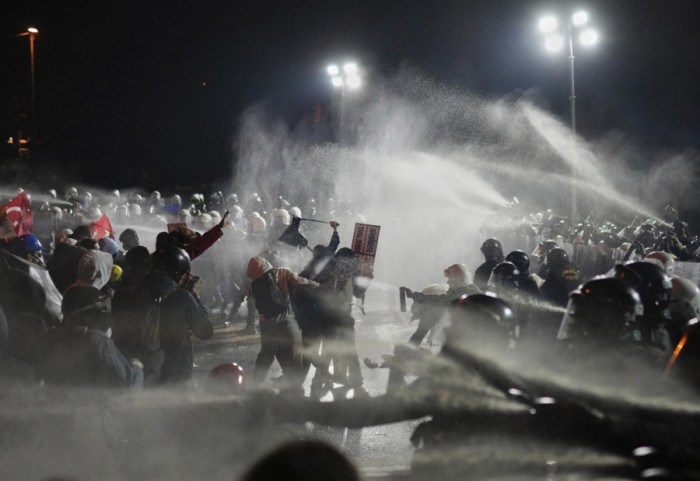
[352,223,380,279]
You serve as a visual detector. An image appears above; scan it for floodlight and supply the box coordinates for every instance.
[538,16,558,33]
[579,29,598,46]
[346,75,361,90]
[572,11,589,26]
[545,33,564,52]
[331,76,343,88]
[327,65,339,76]
[28,27,39,34]
[343,62,358,75]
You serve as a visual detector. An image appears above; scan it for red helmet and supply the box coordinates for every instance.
[206,363,247,393]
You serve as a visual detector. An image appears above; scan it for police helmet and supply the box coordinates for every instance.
[614,261,672,321]
[558,277,643,342]
[151,245,191,280]
[480,238,504,262]
[505,250,530,275]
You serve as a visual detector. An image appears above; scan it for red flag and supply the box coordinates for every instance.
[91,214,114,240]
[0,191,34,239]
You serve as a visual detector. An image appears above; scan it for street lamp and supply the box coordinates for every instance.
[17,27,39,137]
[538,12,598,220]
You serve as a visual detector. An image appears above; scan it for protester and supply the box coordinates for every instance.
[246,254,318,393]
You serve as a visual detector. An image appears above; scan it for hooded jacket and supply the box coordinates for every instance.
[246,256,318,320]
[71,250,114,290]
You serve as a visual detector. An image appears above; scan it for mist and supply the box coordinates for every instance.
[3,66,700,480]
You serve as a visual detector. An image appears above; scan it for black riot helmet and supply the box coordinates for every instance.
[545,247,569,268]
[505,250,530,275]
[488,261,521,293]
[613,261,673,322]
[150,245,191,281]
[450,293,519,345]
[480,238,504,263]
[558,277,643,343]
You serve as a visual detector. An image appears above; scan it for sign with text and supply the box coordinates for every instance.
[352,223,381,278]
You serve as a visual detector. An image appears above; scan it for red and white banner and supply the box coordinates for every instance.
[0,191,33,239]
[91,214,114,240]
[351,223,381,279]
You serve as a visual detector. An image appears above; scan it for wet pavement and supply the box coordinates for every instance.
[192,286,427,477]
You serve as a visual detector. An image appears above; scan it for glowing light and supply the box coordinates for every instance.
[343,62,358,75]
[346,74,361,90]
[572,11,589,26]
[545,33,564,52]
[330,76,343,88]
[327,64,339,76]
[579,29,598,46]
[27,27,38,34]
[538,16,558,33]
[663,332,688,378]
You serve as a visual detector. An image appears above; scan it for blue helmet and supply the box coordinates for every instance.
[11,234,46,255]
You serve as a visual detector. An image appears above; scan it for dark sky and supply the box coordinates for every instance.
[2,1,699,188]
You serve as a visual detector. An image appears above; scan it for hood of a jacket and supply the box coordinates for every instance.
[247,256,273,281]
[74,250,113,290]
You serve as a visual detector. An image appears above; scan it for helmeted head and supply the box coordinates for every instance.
[644,251,676,273]
[443,263,472,288]
[614,261,673,323]
[480,238,504,263]
[206,362,247,394]
[670,277,700,329]
[544,247,569,269]
[505,250,530,275]
[271,208,291,227]
[247,212,267,233]
[10,234,47,267]
[558,277,643,343]
[449,293,519,349]
[488,261,520,295]
[150,245,191,283]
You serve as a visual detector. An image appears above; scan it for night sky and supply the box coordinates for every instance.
[2,1,699,189]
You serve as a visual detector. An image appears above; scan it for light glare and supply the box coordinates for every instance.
[343,62,358,74]
[579,29,598,46]
[346,75,361,90]
[327,64,339,76]
[27,27,39,34]
[330,76,343,88]
[572,11,589,26]
[545,33,564,52]
[538,16,558,33]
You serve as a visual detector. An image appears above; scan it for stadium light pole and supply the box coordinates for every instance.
[539,12,598,135]
[327,62,362,143]
[538,12,598,219]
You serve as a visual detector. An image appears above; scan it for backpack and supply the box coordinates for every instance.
[251,269,289,319]
[136,293,169,358]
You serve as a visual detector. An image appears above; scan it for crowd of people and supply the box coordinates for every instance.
[0,185,374,396]
[2,184,700,399]
[3,183,700,479]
